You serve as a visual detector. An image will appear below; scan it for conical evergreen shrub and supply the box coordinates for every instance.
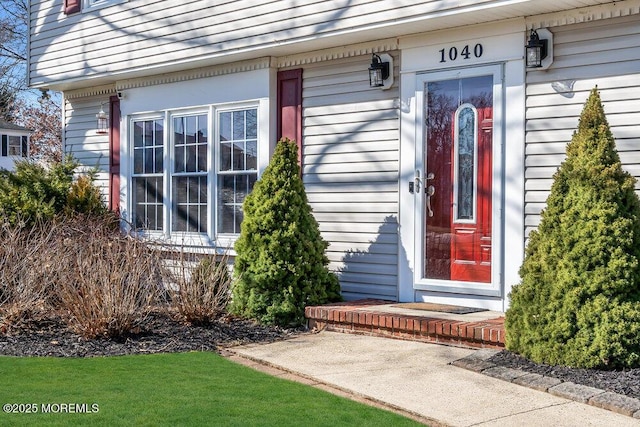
[505,88,640,368]
[231,138,342,326]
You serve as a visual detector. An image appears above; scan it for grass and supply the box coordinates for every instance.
[0,352,422,426]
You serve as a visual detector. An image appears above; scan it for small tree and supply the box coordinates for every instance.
[505,88,640,369]
[231,139,341,326]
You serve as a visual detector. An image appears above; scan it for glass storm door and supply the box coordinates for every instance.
[424,74,493,283]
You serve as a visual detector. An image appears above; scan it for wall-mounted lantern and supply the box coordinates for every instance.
[96,103,108,134]
[368,53,394,90]
[525,28,553,70]
[525,29,547,68]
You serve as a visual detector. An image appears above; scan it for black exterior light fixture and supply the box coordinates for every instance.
[96,103,108,134]
[369,53,390,88]
[525,29,548,68]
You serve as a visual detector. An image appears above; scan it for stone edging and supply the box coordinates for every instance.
[451,349,640,419]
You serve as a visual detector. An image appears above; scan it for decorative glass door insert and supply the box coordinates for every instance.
[424,75,493,283]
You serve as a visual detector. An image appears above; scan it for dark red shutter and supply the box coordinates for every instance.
[277,69,303,166]
[64,0,81,14]
[109,95,121,213]
[21,136,28,157]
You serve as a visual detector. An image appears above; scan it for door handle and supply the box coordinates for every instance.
[414,170,422,193]
[426,185,435,217]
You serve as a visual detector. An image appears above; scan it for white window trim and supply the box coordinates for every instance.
[82,0,128,12]
[125,100,264,250]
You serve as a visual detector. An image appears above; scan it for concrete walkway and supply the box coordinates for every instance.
[228,331,638,426]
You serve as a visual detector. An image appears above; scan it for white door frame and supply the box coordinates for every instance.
[413,64,504,297]
[398,28,526,311]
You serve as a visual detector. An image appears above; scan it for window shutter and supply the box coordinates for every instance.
[277,69,303,166]
[1,135,6,157]
[109,96,121,212]
[21,136,28,157]
[65,0,81,15]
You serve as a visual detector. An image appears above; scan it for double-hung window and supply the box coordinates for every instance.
[130,105,259,243]
[132,119,164,231]
[217,109,258,234]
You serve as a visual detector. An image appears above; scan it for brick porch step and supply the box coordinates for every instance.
[305,299,505,349]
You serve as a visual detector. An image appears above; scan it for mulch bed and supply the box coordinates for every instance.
[488,350,640,400]
[0,312,302,358]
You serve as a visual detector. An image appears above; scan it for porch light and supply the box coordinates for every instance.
[96,104,108,134]
[525,29,548,68]
[369,53,390,88]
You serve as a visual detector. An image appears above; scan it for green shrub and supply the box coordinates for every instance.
[171,254,231,325]
[66,168,108,216]
[0,155,107,225]
[231,139,341,326]
[505,88,640,368]
[0,156,77,225]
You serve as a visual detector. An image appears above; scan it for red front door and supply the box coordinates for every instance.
[424,75,493,283]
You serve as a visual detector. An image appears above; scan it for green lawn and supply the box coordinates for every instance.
[0,352,422,426]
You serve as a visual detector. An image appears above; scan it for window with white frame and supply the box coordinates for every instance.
[1,135,28,157]
[130,105,259,240]
[217,109,258,234]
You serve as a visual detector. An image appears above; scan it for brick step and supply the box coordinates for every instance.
[305,299,505,349]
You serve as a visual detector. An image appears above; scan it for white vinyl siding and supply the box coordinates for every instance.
[525,14,640,236]
[63,95,112,197]
[300,53,400,301]
[29,0,615,90]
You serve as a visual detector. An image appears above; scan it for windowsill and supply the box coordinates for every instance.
[128,229,238,255]
[82,0,128,13]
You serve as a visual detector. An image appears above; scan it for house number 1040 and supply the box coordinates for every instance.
[439,44,483,63]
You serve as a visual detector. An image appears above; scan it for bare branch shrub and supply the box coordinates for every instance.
[169,252,232,326]
[51,215,168,339]
[0,219,56,330]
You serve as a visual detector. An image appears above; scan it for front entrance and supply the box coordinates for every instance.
[412,65,503,297]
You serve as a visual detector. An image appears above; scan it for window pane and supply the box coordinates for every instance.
[144,121,154,146]
[217,173,256,234]
[186,116,197,142]
[174,143,185,173]
[133,177,163,231]
[233,111,245,140]
[144,148,154,174]
[186,145,196,172]
[220,112,231,141]
[456,106,476,221]
[233,142,245,170]
[172,175,207,233]
[198,144,207,172]
[8,136,20,156]
[155,147,163,173]
[198,117,208,144]
[134,122,143,147]
[220,142,231,171]
[246,140,257,170]
[246,109,257,138]
[154,121,164,147]
[218,175,235,234]
[133,119,164,175]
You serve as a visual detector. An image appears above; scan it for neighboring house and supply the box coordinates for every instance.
[0,121,30,171]
[28,0,640,311]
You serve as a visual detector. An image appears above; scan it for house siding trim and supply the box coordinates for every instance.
[66,84,117,100]
[276,38,399,68]
[525,0,640,29]
[116,58,273,92]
